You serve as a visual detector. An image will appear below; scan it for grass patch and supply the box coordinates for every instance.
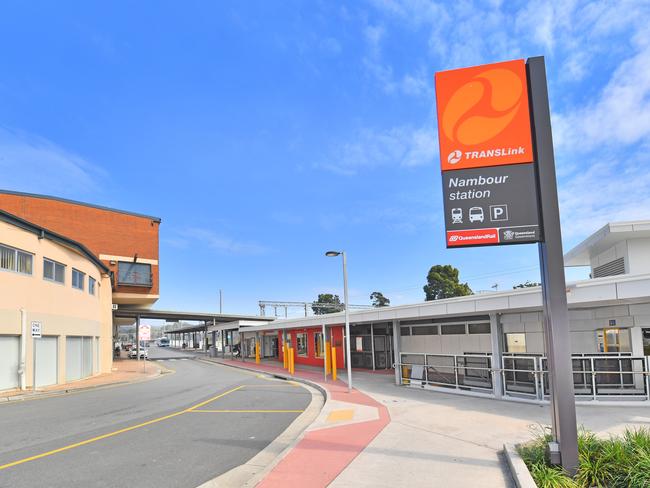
[517,426,650,487]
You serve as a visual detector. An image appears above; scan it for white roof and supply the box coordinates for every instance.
[245,273,650,333]
[564,221,650,267]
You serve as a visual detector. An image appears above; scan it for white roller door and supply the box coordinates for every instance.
[82,337,93,378]
[35,336,58,387]
[0,336,20,391]
[66,337,82,381]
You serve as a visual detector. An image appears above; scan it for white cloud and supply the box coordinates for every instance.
[558,151,650,241]
[0,126,105,196]
[554,30,650,152]
[318,124,438,175]
[184,227,268,255]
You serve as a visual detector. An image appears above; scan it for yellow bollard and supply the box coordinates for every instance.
[331,346,337,381]
[325,341,331,375]
[255,340,260,364]
[289,347,295,375]
[283,343,287,369]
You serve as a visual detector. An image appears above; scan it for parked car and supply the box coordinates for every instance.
[123,343,134,351]
[128,347,148,359]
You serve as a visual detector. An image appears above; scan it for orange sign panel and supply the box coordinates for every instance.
[435,59,534,171]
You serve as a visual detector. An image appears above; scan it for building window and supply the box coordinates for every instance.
[296,333,308,357]
[400,327,411,336]
[505,333,526,353]
[117,261,152,286]
[43,258,65,284]
[441,324,466,335]
[468,323,491,334]
[89,276,96,295]
[412,326,438,335]
[0,244,33,275]
[72,268,85,290]
[314,332,324,358]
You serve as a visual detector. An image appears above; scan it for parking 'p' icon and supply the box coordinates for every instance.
[489,205,508,222]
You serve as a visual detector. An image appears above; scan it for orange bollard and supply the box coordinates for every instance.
[255,341,260,364]
[331,346,337,381]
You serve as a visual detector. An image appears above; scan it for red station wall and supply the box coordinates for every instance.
[277,326,345,368]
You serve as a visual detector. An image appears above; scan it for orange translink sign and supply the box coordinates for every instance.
[435,59,534,171]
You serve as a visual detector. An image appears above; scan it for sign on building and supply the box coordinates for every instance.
[435,59,542,248]
[31,321,42,338]
[140,324,151,341]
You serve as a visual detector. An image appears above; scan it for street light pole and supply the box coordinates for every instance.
[341,251,352,393]
[326,250,353,393]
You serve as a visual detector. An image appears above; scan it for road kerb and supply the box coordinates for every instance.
[0,362,173,405]
[196,360,327,488]
[503,443,537,488]
[196,376,324,488]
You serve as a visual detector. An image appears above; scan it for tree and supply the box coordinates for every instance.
[312,293,343,315]
[370,291,390,307]
[423,264,472,301]
[513,281,541,289]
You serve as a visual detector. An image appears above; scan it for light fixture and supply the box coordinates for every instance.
[325,251,341,257]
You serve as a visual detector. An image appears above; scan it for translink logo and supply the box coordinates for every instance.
[463,146,525,160]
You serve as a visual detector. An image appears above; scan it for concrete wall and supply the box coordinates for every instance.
[590,240,629,274]
[0,220,113,390]
[501,303,650,355]
[628,238,650,275]
[400,332,492,355]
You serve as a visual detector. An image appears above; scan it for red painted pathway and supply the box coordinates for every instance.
[213,359,391,488]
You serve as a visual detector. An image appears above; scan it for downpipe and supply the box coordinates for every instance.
[18,308,27,390]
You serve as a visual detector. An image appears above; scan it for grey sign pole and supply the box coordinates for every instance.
[527,56,579,474]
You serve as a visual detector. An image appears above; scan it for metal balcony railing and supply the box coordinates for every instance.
[399,352,650,403]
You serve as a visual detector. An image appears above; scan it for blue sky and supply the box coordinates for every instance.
[1,1,649,316]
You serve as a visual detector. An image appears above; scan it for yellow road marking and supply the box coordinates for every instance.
[0,385,244,471]
[327,409,355,422]
[185,385,244,411]
[190,409,304,413]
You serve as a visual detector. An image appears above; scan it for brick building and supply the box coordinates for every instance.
[0,190,161,309]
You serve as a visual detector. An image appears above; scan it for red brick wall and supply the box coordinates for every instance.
[0,193,160,296]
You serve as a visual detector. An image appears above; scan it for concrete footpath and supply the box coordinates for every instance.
[1,359,164,402]
[209,358,650,488]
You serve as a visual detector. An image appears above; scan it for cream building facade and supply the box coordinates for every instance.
[0,210,113,392]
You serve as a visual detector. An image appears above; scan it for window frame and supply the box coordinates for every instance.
[89,276,97,295]
[468,322,491,334]
[72,268,85,291]
[440,323,467,335]
[0,243,33,276]
[296,332,308,357]
[43,257,66,284]
[314,332,324,358]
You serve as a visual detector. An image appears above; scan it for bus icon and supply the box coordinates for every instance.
[469,207,484,223]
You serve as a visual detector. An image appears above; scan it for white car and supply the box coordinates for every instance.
[129,347,148,359]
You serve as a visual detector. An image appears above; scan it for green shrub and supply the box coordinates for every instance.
[518,427,650,488]
[529,463,578,488]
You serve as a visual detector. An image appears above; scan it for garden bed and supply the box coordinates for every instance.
[517,427,650,487]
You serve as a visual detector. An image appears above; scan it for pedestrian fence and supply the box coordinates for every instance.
[399,352,650,403]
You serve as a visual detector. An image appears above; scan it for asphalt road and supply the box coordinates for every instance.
[0,354,312,488]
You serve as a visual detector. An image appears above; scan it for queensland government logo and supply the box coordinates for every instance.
[503,230,515,240]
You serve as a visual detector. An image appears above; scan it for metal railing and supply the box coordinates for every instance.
[400,352,650,403]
